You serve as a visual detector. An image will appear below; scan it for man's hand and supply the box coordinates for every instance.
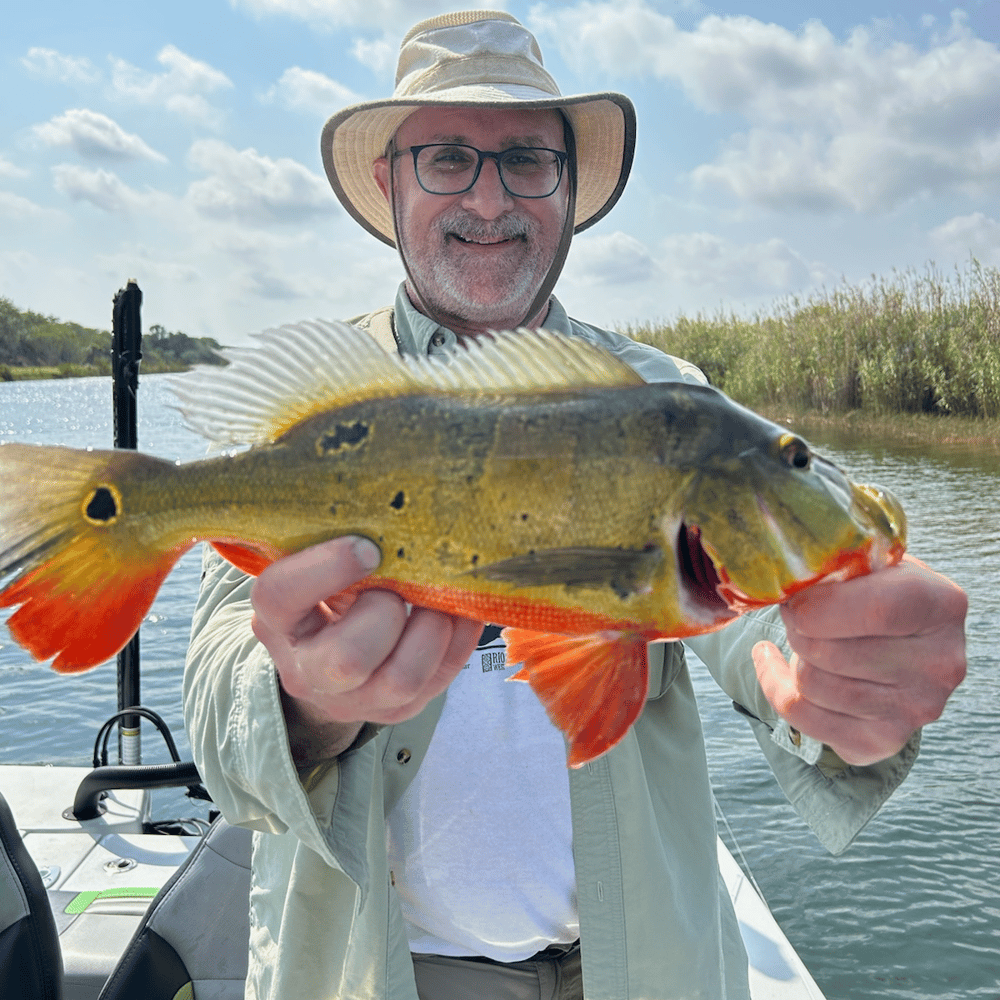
[250,536,483,765]
[752,554,967,767]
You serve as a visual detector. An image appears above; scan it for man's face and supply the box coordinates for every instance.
[373,105,569,333]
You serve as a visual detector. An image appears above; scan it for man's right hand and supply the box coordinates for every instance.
[250,536,483,765]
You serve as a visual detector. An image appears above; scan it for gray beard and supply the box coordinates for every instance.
[402,208,549,329]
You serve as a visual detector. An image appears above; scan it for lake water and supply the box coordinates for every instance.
[1,375,998,999]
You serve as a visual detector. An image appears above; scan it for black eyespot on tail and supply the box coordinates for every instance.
[84,486,119,523]
[390,490,405,510]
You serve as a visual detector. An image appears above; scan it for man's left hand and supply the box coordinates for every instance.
[752,554,967,767]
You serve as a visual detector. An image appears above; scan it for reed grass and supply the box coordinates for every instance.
[623,261,1000,423]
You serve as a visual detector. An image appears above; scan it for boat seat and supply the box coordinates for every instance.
[96,815,251,1000]
[0,789,64,999]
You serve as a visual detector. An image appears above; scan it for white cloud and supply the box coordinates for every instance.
[567,231,662,285]
[21,47,100,84]
[32,109,167,163]
[566,229,833,303]
[262,67,361,115]
[110,45,232,124]
[351,36,396,76]
[0,191,53,219]
[929,213,1000,265]
[657,232,832,296]
[531,4,1000,213]
[185,140,336,223]
[0,156,28,180]
[228,0,499,31]
[51,164,146,214]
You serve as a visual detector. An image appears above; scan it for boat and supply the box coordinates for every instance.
[0,281,828,1000]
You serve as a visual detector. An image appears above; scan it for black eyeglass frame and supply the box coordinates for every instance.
[392,143,569,199]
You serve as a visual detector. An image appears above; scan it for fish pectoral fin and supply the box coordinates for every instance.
[479,546,662,599]
[502,627,650,768]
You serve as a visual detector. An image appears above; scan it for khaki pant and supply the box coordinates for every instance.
[412,941,583,1000]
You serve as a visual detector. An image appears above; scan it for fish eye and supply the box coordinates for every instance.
[777,433,811,470]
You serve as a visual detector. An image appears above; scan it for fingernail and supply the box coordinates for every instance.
[352,537,381,571]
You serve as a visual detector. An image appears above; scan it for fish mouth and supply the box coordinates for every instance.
[677,522,731,617]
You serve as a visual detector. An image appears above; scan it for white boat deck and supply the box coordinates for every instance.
[2,763,827,999]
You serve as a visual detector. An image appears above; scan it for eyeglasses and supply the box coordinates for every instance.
[394,143,568,199]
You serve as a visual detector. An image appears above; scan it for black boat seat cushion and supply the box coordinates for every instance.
[0,790,64,999]
[96,815,250,1000]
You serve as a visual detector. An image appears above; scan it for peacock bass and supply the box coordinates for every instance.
[0,320,906,766]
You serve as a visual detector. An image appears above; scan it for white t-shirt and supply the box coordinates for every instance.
[385,627,580,962]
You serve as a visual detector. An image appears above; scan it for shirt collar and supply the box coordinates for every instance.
[391,284,572,356]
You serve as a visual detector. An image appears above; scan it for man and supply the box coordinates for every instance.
[184,12,967,1000]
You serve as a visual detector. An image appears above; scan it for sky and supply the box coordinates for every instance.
[2,1,998,345]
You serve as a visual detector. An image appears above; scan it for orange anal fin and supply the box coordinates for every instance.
[502,627,650,769]
[1,542,193,673]
[211,540,280,577]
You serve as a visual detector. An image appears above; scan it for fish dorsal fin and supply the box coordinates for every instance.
[171,319,644,444]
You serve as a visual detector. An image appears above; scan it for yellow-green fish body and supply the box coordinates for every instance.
[0,321,906,765]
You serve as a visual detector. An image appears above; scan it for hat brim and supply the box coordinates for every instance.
[321,89,636,247]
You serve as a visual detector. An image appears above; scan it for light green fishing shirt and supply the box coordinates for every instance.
[183,289,919,1000]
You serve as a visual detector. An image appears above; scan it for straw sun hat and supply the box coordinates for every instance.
[321,10,636,247]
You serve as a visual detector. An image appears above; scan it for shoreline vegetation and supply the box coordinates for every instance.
[624,262,999,448]
[0,296,225,381]
[4,263,998,447]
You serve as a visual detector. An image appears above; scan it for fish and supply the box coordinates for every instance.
[0,319,906,767]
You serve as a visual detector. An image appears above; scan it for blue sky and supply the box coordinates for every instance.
[2,1,998,344]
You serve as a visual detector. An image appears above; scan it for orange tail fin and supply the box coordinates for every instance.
[0,442,190,672]
[502,627,650,768]
[1,542,189,672]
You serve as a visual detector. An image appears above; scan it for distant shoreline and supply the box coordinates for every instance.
[0,362,193,381]
[756,405,1000,450]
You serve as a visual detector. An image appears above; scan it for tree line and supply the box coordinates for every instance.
[0,296,225,379]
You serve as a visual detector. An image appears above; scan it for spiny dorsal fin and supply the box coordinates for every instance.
[171,319,644,445]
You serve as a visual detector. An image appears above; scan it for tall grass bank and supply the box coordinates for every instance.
[625,263,1000,423]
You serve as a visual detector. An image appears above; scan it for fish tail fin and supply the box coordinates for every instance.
[502,627,650,768]
[0,443,191,672]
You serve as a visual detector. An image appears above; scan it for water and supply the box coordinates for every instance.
[693,426,1000,1000]
[1,377,998,998]
[0,376,209,818]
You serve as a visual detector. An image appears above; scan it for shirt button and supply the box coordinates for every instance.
[430,332,447,348]
[396,748,412,764]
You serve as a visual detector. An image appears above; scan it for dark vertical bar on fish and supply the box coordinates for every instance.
[112,280,143,765]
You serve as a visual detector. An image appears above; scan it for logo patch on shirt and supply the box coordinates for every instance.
[466,623,508,672]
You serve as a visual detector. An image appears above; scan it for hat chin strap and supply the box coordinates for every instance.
[389,132,578,337]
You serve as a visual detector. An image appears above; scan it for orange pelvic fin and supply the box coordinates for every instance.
[502,627,650,768]
[210,540,278,577]
[0,537,192,673]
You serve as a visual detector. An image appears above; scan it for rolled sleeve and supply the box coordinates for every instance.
[685,608,921,855]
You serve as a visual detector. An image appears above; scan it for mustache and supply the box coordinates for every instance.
[434,209,534,243]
